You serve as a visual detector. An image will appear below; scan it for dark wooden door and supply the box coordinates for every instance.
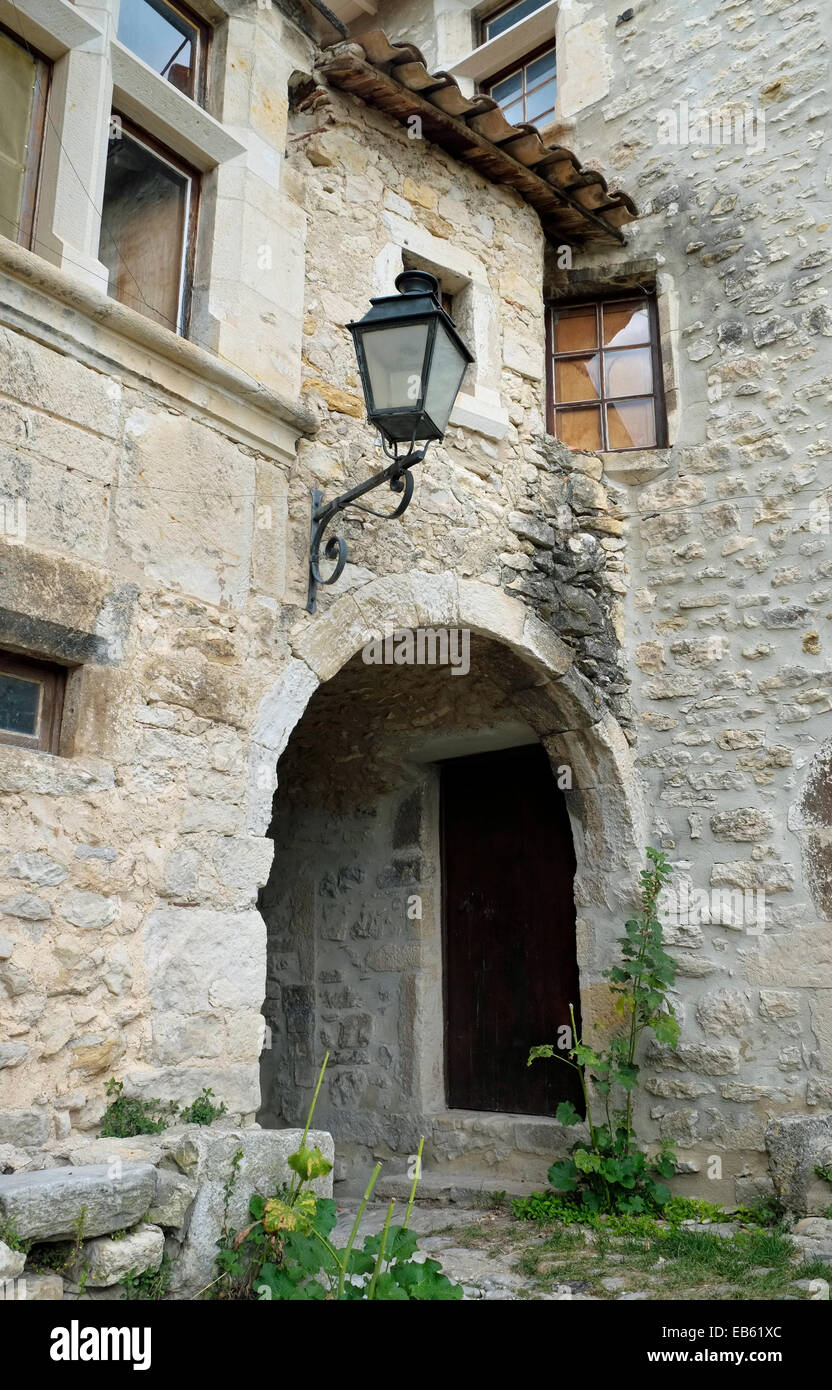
[441,744,583,1116]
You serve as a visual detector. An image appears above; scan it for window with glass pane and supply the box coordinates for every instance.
[484,0,549,42]
[0,27,49,248]
[547,296,666,451]
[117,0,207,102]
[0,652,65,753]
[485,45,556,127]
[98,122,197,334]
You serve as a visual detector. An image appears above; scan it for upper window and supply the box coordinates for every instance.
[482,0,550,42]
[0,25,49,249]
[117,0,208,103]
[98,118,198,334]
[0,651,65,754]
[485,43,556,127]
[547,295,666,452]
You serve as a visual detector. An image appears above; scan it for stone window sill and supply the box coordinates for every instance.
[599,447,672,485]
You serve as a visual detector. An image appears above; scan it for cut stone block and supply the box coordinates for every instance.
[5,1273,63,1299]
[766,1114,832,1216]
[0,1163,157,1242]
[71,1223,165,1287]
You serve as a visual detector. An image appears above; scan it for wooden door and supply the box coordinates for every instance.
[441,744,583,1116]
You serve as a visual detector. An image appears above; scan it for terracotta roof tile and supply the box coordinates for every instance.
[316,31,638,245]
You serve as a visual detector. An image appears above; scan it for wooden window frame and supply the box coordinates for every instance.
[104,114,200,336]
[545,291,668,452]
[117,0,210,107]
[0,651,65,754]
[0,21,50,251]
[483,41,557,127]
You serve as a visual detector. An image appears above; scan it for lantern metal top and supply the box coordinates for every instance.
[346,269,473,361]
[346,267,474,449]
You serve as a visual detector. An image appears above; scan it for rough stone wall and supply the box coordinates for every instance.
[289,77,628,713]
[539,0,832,1192]
[0,310,296,1144]
[1,0,829,1211]
[0,6,627,1162]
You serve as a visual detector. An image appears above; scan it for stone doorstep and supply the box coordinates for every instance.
[431,1108,578,1147]
[374,1172,544,1205]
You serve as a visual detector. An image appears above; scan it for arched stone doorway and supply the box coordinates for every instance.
[247,574,646,1188]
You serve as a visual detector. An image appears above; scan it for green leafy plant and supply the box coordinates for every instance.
[0,1218,28,1255]
[528,848,680,1215]
[732,1196,786,1229]
[100,1080,178,1137]
[212,1055,461,1301]
[100,1079,228,1137]
[120,1253,172,1301]
[662,1196,726,1225]
[179,1088,227,1126]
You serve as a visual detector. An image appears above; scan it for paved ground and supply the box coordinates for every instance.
[332,1199,832,1301]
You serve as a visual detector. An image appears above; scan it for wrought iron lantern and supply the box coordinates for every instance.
[307,270,474,612]
[348,269,474,445]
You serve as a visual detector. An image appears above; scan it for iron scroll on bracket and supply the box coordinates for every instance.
[306,443,426,613]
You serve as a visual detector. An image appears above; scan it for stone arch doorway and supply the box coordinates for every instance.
[247,575,646,1187]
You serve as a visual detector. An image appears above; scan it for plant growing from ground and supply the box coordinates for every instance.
[179,1088,227,1126]
[528,848,680,1215]
[120,1253,172,1301]
[212,1055,461,1301]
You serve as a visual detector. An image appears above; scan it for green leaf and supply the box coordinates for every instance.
[547,1159,579,1192]
[287,1144,333,1183]
[256,1263,299,1299]
[362,1225,419,1263]
[527,1044,555,1065]
[311,1197,338,1237]
[574,1148,602,1174]
[283,1230,334,1274]
[555,1100,582,1127]
[372,1271,410,1300]
[653,1014,681,1046]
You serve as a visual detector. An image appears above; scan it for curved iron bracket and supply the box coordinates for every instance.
[307,445,426,613]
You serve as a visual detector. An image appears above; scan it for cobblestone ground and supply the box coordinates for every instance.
[332,1201,832,1302]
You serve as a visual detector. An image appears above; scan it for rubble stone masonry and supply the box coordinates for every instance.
[0,0,829,1206]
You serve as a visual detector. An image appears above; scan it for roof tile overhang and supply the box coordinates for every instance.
[315,30,638,247]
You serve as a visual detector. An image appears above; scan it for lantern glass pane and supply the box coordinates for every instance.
[423,321,469,433]
[361,323,429,412]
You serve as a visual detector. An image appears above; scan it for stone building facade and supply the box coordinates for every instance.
[0,0,830,1211]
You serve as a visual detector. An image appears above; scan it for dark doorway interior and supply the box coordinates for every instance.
[441,744,584,1116]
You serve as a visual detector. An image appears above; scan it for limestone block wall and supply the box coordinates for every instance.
[0,233,314,1147]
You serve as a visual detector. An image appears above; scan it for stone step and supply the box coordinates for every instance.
[371,1170,544,1206]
